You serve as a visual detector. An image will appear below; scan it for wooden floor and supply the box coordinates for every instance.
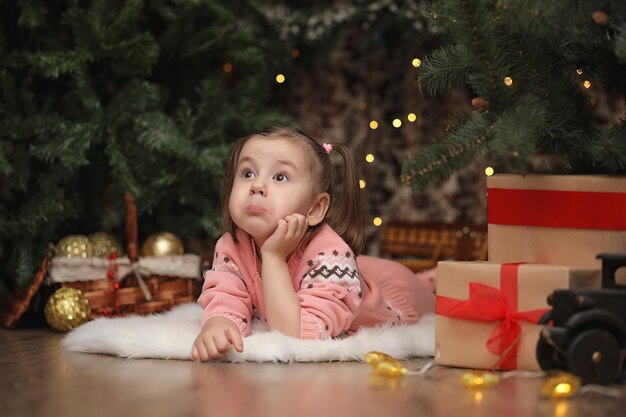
[2,327,626,417]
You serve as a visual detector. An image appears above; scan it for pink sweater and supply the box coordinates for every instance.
[198,223,425,339]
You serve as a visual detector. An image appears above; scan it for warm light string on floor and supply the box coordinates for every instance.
[364,351,625,400]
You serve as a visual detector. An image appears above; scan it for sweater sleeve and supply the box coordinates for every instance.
[296,249,362,339]
[197,236,253,337]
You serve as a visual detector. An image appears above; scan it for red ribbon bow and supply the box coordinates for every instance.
[436,264,549,370]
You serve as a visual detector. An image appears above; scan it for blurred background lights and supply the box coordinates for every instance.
[392,118,402,128]
[369,120,378,129]
[291,49,300,58]
[485,166,494,176]
[373,217,383,226]
[583,80,591,89]
[365,154,375,163]
[504,76,513,86]
[275,74,286,83]
[412,58,421,68]
[223,63,233,73]
[407,113,417,122]
[359,179,366,189]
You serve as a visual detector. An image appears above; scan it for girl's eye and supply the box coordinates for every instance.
[242,169,255,179]
[274,173,288,182]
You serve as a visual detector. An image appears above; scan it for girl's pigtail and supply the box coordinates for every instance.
[326,143,365,256]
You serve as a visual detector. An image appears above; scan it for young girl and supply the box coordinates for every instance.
[192,127,435,361]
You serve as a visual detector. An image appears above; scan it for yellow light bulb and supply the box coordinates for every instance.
[359,180,366,189]
[373,217,383,227]
[504,76,513,87]
[540,373,581,399]
[365,351,393,365]
[460,371,500,388]
[485,166,494,176]
[407,113,417,122]
[583,80,591,89]
[276,74,286,83]
[392,118,402,128]
[553,383,571,396]
[576,68,583,75]
[375,360,407,377]
[365,154,375,163]
[412,58,422,68]
[369,120,378,129]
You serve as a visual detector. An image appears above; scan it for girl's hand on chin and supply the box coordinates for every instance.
[261,213,308,260]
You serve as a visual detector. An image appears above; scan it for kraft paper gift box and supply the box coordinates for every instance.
[487,174,626,269]
[435,261,600,371]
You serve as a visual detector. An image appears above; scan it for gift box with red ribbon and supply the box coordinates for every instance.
[487,174,626,269]
[435,261,599,371]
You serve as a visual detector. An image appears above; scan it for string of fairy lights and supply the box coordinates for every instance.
[225,50,427,230]
[222,31,599,231]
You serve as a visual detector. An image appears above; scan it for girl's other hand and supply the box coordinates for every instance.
[191,316,244,361]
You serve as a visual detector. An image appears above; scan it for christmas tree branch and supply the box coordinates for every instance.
[401,113,495,191]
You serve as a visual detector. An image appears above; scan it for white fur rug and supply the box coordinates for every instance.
[63,303,435,362]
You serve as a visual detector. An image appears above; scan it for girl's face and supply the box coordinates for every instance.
[229,136,326,248]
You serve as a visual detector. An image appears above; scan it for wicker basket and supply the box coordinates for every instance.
[53,193,201,318]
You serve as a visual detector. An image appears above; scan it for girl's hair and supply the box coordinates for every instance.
[221,127,365,255]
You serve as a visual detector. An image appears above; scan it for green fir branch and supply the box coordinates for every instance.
[418,45,474,95]
[103,33,160,77]
[104,79,160,125]
[22,50,93,79]
[106,0,143,36]
[401,113,495,191]
[17,0,48,28]
[488,95,548,170]
[29,122,97,169]
[14,239,37,285]
[0,149,10,176]
[105,137,140,198]
[591,124,626,172]
[134,112,197,161]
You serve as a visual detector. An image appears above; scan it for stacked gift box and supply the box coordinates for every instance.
[435,174,626,371]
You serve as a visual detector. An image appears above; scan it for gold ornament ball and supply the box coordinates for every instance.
[44,287,91,332]
[55,235,93,258]
[89,232,125,257]
[141,232,184,257]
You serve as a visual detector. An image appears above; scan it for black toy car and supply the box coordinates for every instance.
[536,253,626,385]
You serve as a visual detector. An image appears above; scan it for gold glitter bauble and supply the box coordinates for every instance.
[89,232,125,257]
[55,235,93,258]
[44,287,91,332]
[141,232,184,257]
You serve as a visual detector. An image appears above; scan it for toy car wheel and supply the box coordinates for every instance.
[567,329,621,385]
[536,330,564,371]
